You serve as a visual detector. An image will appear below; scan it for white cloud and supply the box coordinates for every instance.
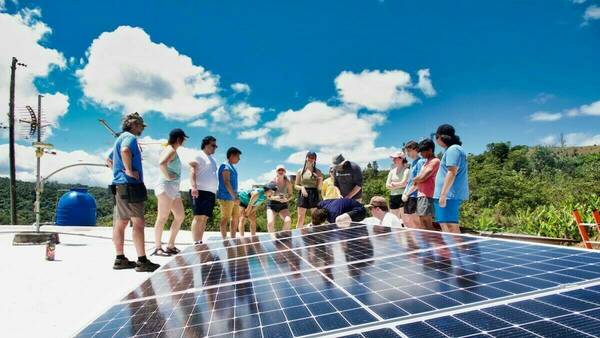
[77,26,221,121]
[584,5,600,22]
[539,133,600,147]
[565,100,600,117]
[0,9,69,139]
[334,69,419,111]
[187,119,208,128]
[0,143,112,187]
[531,92,555,104]
[231,82,251,94]
[530,111,562,122]
[265,101,398,166]
[231,102,264,127]
[416,68,436,97]
[238,128,270,145]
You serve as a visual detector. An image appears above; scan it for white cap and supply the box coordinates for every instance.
[276,164,286,172]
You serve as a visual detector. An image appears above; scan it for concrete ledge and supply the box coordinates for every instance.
[13,231,60,245]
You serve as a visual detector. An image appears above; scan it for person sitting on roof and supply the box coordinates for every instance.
[310,198,367,227]
[238,183,277,236]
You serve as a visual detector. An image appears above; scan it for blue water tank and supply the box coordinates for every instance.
[55,188,97,226]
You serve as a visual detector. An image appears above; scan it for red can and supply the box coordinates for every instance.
[46,242,55,261]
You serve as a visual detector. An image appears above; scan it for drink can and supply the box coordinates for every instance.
[46,242,55,261]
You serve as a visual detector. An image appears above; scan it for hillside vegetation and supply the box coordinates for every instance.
[1,143,599,240]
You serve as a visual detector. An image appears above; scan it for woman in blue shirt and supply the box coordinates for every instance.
[434,124,469,233]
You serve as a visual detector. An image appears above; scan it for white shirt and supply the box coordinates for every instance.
[382,212,404,228]
[193,151,218,193]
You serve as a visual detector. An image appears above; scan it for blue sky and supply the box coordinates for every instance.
[1,0,599,188]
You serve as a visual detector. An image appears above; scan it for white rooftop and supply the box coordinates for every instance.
[0,225,229,338]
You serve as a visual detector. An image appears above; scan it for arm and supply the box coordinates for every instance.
[385,170,393,189]
[159,147,177,180]
[189,161,199,198]
[245,191,259,215]
[345,164,362,199]
[285,180,293,202]
[295,171,308,196]
[438,167,458,207]
[316,170,323,191]
[413,162,434,183]
[399,168,409,188]
[120,147,138,180]
[222,170,238,201]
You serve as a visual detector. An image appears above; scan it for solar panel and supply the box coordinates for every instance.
[75,223,600,338]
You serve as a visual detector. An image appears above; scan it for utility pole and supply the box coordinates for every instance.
[8,57,18,225]
[35,95,42,231]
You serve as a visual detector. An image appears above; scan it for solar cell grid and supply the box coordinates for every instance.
[396,285,600,338]
[76,225,600,338]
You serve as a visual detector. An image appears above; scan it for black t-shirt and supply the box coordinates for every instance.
[333,161,363,199]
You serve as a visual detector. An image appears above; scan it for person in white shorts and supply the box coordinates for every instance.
[152,128,188,256]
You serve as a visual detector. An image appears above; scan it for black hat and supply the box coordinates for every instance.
[436,124,455,137]
[169,128,189,140]
[264,182,278,191]
[418,139,435,152]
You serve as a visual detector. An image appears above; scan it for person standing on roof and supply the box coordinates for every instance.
[332,154,363,202]
[188,136,218,244]
[295,151,323,228]
[152,128,188,257]
[434,124,469,234]
[386,151,409,221]
[238,183,277,236]
[402,141,425,228]
[266,165,293,233]
[411,139,440,230]
[108,112,159,272]
[217,147,242,239]
[321,166,341,200]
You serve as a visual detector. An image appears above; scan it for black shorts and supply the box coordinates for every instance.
[403,197,418,214]
[190,190,216,217]
[297,188,321,209]
[268,201,289,213]
[347,206,367,222]
[390,195,405,209]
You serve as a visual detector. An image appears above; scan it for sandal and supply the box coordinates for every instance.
[151,247,170,257]
[165,246,181,255]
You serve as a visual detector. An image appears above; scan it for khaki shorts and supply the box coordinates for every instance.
[115,185,145,219]
[218,199,240,219]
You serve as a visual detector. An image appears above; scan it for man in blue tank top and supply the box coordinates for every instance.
[216,147,242,239]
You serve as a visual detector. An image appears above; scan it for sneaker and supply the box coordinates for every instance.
[135,259,160,272]
[113,257,137,270]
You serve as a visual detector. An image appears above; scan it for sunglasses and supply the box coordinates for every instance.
[210,143,218,148]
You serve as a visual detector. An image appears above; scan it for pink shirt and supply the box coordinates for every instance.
[417,158,440,198]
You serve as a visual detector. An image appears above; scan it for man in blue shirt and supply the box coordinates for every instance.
[401,141,425,229]
[434,124,469,234]
[311,198,367,226]
[108,113,159,272]
[216,147,242,239]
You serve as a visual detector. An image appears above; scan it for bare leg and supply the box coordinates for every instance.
[191,215,208,242]
[420,216,433,230]
[308,208,316,225]
[250,212,257,236]
[297,207,307,229]
[266,208,276,233]
[441,223,461,233]
[131,217,146,257]
[154,194,173,249]
[231,206,239,238]
[113,218,129,255]
[238,215,245,237]
[167,197,184,248]
[219,206,229,239]
[279,209,292,231]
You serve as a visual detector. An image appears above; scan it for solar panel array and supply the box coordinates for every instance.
[75,223,600,338]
